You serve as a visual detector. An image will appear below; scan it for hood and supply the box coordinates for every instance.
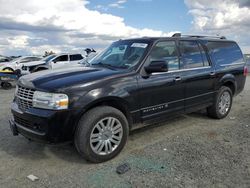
[18,66,122,91]
[0,63,8,67]
[0,61,16,67]
[23,60,46,67]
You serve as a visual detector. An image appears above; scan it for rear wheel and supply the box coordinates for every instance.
[207,86,233,119]
[74,106,129,163]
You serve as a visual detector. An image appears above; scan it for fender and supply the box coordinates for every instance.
[217,73,237,92]
[71,93,133,133]
[74,88,132,111]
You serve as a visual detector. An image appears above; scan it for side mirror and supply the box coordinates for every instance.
[144,61,168,74]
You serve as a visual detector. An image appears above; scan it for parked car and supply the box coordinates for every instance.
[0,56,42,72]
[10,34,247,163]
[0,56,12,63]
[21,53,84,74]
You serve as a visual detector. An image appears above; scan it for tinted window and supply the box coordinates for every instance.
[207,42,243,66]
[53,55,68,62]
[180,41,204,69]
[43,55,56,63]
[149,41,179,71]
[70,54,83,61]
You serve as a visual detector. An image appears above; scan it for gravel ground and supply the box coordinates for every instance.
[0,77,249,188]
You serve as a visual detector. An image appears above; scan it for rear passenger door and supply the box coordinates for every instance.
[178,40,215,111]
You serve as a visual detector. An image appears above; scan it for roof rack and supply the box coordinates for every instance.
[171,33,226,40]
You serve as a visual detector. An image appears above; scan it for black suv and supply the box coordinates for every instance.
[10,34,248,162]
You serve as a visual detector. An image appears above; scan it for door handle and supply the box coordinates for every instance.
[174,77,182,82]
[210,71,216,76]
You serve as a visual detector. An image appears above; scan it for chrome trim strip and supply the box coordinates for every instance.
[152,66,211,75]
[220,62,245,67]
[130,109,140,113]
[185,91,215,100]
[16,95,33,102]
[130,91,216,114]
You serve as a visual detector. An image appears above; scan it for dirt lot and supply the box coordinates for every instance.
[0,77,249,188]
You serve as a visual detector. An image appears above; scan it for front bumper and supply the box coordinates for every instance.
[10,102,79,143]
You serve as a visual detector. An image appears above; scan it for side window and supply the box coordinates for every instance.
[207,42,243,66]
[70,54,83,61]
[53,55,68,63]
[179,41,204,69]
[149,41,179,71]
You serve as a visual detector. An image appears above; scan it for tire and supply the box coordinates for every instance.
[1,82,12,89]
[74,106,129,163]
[207,86,233,119]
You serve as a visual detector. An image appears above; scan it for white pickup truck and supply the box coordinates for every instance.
[21,53,84,74]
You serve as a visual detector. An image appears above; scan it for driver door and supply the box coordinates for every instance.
[137,40,185,122]
[51,55,69,69]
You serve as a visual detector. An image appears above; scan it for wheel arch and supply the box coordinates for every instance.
[3,67,14,72]
[74,96,133,132]
[219,74,237,95]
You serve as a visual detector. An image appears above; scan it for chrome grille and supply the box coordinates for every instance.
[16,86,35,111]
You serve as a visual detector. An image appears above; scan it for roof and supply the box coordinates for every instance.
[120,33,234,43]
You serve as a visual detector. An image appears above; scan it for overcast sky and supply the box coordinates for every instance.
[0,0,250,56]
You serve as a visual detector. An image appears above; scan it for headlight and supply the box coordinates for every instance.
[33,91,69,110]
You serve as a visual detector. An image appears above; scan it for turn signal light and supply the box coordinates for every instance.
[244,66,248,76]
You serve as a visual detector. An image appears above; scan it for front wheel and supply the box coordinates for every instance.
[207,86,233,119]
[74,106,129,163]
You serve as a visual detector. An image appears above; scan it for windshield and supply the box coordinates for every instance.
[90,40,150,69]
[10,57,22,63]
[43,54,56,63]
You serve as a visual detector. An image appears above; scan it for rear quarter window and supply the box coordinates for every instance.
[207,41,244,66]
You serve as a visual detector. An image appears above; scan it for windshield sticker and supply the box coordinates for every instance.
[131,43,148,48]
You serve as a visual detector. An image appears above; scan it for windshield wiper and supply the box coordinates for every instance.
[91,62,118,70]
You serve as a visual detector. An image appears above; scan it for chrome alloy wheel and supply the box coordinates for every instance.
[90,117,123,155]
[218,91,231,115]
